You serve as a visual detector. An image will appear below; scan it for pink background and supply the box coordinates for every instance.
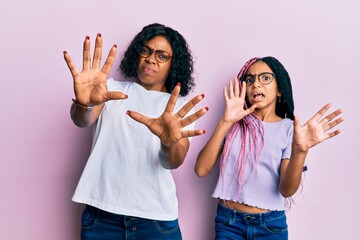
[0,0,359,239]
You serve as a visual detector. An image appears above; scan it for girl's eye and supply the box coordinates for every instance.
[260,73,273,82]
[244,77,254,84]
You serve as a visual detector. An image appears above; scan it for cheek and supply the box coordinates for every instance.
[160,63,172,77]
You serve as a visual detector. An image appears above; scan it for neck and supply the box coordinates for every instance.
[136,80,167,92]
[253,108,282,122]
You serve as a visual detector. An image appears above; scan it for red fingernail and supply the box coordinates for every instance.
[113,44,117,48]
[205,107,209,111]
[124,95,128,99]
[97,33,102,37]
[63,51,67,54]
[85,36,90,40]
[203,130,206,134]
[177,83,181,87]
[126,110,130,115]
[201,93,205,98]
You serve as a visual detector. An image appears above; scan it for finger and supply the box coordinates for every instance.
[180,106,209,127]
[181,129,206,138]
[247,104,257,114]
[83,36,91,71]
[293,115,301,132]
[102,91,129,101]
[319,108,343,126]
[323,116,344,132]
[63,51,80,79]
[126,110,151,127]
[323,129,342,141]
[92,33,102,70]
[239,80,247,101]
[100,44,117,75]
[309,103,332,122]
[229,79,234,98]
[165,83,180,114]
[234,77,240,97]
[223,85,229,101]
[176,93,205,118]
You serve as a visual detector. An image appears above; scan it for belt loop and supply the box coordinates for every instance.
[229,209,237,225]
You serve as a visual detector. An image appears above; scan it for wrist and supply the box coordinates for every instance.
[219,118,234,129]
[72,99,95,112]
[291,143,309,155]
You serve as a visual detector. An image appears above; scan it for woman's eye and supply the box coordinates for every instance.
[158,54,169,60]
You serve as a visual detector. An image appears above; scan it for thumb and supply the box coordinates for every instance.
[104,91,128,101]
[126,110,151,127]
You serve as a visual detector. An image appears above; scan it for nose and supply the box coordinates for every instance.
[252,76,262,87]
[145,52,156,63]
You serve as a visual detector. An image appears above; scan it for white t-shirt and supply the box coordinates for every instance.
[72,79,195,220]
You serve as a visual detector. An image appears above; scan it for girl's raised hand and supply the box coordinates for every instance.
[126,84,208,146]
[222,78,256,123]
[292,103,344,152]
[63,34,128,106]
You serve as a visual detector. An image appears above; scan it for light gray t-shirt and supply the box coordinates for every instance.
[212,118,293,210]
[72,79,195,220]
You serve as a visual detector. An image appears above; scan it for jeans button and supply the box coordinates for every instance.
[245,216,252,221]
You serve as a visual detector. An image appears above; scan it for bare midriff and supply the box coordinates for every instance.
[219,199,269,214]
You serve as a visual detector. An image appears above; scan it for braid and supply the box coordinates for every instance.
[220,56,295,197]
[220,57,264,195]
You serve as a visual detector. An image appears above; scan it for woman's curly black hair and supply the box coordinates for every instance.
[238,56,295,120]
[120,23,195,96]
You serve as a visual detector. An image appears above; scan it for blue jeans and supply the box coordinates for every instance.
[80,205,182,240]
[215,204,288,240]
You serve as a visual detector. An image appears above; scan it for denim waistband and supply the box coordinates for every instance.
[85,205,126,220]
[217,203,285,224]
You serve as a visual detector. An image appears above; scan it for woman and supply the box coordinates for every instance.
[64,23,208,240]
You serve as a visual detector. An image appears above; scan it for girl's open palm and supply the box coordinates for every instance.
[222,78,256,123]
[63,34,127,106]
[127,85,208,146]
[293,103,344,152]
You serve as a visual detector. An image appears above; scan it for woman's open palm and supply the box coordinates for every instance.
[63,34,127,106]
[127,85,207,146]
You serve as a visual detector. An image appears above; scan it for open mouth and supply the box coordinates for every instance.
[252,92,265,101]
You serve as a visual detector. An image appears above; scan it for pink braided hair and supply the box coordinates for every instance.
[220,57,265,196]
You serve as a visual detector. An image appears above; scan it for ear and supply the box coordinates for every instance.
[277,91,282,97]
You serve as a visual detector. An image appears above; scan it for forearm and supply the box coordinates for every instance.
[70,102,104,128]
[159,138,189,170]
[195,119,233,177]
[279,146,308,197]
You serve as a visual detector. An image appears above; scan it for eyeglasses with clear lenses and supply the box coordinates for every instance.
[243,72,276,86]
[139,45,172,63]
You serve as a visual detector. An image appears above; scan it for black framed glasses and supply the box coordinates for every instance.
[242,72,276,86]
[138,45,172,63]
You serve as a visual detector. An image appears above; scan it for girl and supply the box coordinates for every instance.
[64,23,208,240]
[195,57,343,239]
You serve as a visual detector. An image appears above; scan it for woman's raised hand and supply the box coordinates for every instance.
[292,103,344,152]
[222,78,256,123]
[126,84,208,146]
[63,34,128,106]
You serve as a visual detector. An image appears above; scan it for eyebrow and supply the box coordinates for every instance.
[245,72,274,76]
[144,44,172,54]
